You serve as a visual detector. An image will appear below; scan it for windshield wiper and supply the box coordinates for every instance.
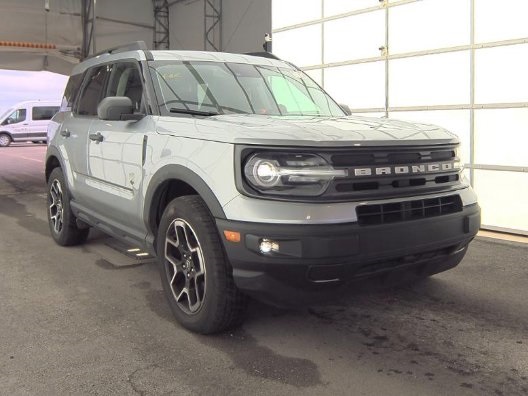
[169,108,219,116]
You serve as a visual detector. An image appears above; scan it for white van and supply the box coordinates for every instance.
[0,100,60,147]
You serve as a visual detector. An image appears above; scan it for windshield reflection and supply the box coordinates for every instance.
[151,61,345,117]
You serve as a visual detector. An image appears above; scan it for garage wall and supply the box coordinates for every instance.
[94,0,154,51]
[222,0,271,53]
[0,0,154,74]
[272,0,528,235]
[169,0,271,53]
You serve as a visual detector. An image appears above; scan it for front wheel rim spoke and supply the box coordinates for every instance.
[176,288,189,302]
[54,209,63,233]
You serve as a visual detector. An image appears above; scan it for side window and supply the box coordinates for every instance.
[76,65,111,116]
[61,74,83,111]
[105,62,144,112]
[32,106,60,121]
[1,109,27,125]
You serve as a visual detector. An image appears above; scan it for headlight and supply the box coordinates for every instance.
[454,145,464,171]
[243,152,347,196]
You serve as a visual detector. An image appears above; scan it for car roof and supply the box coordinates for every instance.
[8,100,61,108]
[72,49,293,75]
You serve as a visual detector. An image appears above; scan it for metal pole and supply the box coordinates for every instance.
[469,0,475,186]
[219,0,222,51]
[384,1,389,118]
[92,0,97,54]
[321,0,325,87]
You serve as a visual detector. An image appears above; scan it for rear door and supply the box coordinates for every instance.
[59,66,111,204]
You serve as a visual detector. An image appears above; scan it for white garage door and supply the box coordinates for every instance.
[272,0,528,235]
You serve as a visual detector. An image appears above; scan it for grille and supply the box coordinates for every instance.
[331,148,455,167]
[321,144,461,200]
[356,195,463,226]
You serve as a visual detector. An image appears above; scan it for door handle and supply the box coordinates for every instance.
[22,123,29,125]
[60,129,70,137]
[89,132,104,143]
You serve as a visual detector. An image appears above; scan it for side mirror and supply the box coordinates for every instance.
[97,96,143,121]
[339,103,352,116]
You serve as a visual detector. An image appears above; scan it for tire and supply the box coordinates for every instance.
[47,167,90,246]
[0,133,11,147]
[157,195,247,334]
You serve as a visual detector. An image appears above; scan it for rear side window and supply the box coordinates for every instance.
[76,65,111,116]
[61,74,83,111]
[32,106,59,121]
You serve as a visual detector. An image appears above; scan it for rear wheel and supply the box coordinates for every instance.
[0,133,11,147]
[157,195,247,334]
[47,167,89,246]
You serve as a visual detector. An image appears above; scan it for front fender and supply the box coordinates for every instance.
[143,164,227,235]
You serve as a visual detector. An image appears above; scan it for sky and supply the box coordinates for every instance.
[0,69,68,116]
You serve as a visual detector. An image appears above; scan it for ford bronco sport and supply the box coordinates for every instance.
[46,42,480,334]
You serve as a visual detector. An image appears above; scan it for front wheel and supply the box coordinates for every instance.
[157,195,247,334]
[0,133,11,147]
[47,167,89,246]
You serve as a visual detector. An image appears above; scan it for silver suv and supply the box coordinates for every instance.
[46,42,480,334]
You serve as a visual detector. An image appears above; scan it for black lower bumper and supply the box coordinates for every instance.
[216,204,480,306]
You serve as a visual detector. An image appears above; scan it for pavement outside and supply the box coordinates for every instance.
[1,143,527,395]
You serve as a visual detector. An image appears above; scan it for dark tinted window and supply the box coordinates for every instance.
[76,65,111,116]
[1,108,26,125]
[32,106,59,121]
[61,73,83,111]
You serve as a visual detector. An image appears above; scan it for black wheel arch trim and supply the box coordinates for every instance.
[144,164,227,236]
[45,146,67,182]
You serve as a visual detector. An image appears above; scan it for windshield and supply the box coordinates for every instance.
[150,61,345,117]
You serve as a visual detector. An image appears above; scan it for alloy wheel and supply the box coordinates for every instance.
[0,135,10,147]
[49,179,64,234]
[164,218,206,314]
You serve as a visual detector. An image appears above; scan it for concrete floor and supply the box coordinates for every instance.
[1,144,527,395]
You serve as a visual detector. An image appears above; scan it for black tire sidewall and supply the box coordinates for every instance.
[47,167,84,245]
[157,196,230,333]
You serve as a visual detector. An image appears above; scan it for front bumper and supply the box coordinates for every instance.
[216,203,480,306]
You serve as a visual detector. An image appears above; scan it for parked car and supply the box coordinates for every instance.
[46,42,480,334]
[0,100,60,147]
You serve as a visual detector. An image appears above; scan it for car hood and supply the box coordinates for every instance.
[156,114,459,147]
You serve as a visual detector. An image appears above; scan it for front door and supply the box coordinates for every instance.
[2,107,28,141]
[85,61,149,237]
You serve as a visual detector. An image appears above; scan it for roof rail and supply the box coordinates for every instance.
[244,52,281,61]
[88,41,151,59]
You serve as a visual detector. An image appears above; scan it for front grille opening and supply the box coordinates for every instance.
[435,174,459,184]
[331,153,374,166]
[335,181,379,192]
[410,178,427,186]
[387,152,421,163]
[392,178,426,188]
[356,195,463,226]
[431,150,456,161]
[330,148,456,167]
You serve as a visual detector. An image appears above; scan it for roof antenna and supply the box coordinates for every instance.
[263,33,272,53]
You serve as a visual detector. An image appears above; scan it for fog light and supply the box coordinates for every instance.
[259,238,279,254]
